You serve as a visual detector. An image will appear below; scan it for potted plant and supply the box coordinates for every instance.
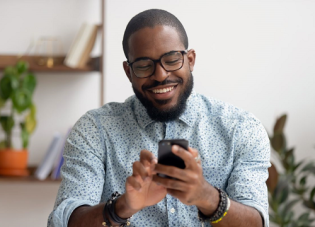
[0,60,37,176]
[267,114,315,227]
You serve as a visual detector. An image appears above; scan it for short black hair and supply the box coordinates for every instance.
[122,9,189,60]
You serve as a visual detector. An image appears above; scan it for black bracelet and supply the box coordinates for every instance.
[198,187,230,224]
[102,204,112,227]
[102,192,131,227]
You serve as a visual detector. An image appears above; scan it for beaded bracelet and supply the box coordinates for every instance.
[198,187,230,224]
[102,192,131,227]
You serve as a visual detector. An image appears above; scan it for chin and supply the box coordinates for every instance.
[133,73,194,122]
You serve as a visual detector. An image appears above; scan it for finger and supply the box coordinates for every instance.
[140,149,157,167]
[166,189,193,205]
[152,174,187,191]
[154,163,189,182]
[126,176,142,191]
[132,161,149,180]
[188,147,198,157]
[171,145,196,169]
[188,147,201,164]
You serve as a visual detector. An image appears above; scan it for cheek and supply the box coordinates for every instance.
[132,78,146,91]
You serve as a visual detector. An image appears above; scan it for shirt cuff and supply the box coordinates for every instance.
[235,200,269,227]
[50,199,95,227]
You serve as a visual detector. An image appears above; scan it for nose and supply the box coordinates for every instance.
[150,62,169,82]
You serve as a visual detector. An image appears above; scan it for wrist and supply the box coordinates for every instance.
[196,184,220,216]
[115,194,140,219]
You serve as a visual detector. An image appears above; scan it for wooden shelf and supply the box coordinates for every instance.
[0,55,100,72]
[0,166,61,183]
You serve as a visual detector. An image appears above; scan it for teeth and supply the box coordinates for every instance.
[152,86,174,94]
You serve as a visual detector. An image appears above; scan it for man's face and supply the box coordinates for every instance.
[123,25,196,121]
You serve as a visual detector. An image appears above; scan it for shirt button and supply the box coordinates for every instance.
[170,208,175,213]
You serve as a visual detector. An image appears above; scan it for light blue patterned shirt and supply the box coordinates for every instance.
[48,92,270,227]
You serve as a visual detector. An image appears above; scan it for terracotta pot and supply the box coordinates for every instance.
[0,148,29,176]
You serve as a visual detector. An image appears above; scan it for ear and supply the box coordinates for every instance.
[186,49,196,72]
[123,61,132,82]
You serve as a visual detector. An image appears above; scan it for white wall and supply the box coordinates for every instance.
[0,0,315,226]
[105,0,315,162]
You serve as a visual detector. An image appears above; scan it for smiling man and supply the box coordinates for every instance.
[48,9,270,227]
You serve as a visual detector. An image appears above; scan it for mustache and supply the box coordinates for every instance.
[142,78,183,90]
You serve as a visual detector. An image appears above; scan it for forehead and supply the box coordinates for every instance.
[128,25,185,61]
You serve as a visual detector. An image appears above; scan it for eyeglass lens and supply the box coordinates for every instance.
[132,51,184,78]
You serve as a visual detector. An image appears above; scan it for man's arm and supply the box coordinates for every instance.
[68,195,136,227]
[48,112,106,227]
[69,150,167,227]
[152,145,265,227]
[194,182,264,227]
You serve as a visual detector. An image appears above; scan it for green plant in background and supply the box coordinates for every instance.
[268,114,315,227]
[0,61,37,149]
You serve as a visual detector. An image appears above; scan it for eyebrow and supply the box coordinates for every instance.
[132,50,180,62]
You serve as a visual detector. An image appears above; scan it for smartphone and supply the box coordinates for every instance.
[158,139,189,169]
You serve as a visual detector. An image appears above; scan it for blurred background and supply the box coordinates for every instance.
[0,0,314,226]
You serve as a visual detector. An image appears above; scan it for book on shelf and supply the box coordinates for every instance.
[35,132,64,180]
[51,127,72,180]
[64,23,98,68]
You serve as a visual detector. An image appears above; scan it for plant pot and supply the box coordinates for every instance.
[0,148,29,176]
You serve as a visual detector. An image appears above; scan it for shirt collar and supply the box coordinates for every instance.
[178,90,198,127]
[134,97,155,129]
[134,90,199,129]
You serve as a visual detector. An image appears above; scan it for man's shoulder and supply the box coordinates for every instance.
[194,93,257,122]
[86,95,136,118]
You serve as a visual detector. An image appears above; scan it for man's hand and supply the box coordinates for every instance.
[116,150,167,219]
[152,145,219,214]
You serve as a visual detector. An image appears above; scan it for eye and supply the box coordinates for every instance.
[135,65,152,71]
[133,60,153,71]
[164,58,181,65]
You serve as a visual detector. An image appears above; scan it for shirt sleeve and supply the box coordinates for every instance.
[226,114,271,227]
[47,111,106,227]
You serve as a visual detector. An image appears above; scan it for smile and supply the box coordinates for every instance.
[152,86,175,94]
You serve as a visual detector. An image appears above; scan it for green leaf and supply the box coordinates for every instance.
[0,115,14,133]
[11,88,32,113]
[301,162,315,172]
[278,199,299,224]
[296,212,313,227]
[3,66,17,77]
[299,176,307,187]
[271,133,285,152]
[310,187,315,202]
[293,160,305,173]
[29,103,36,117]
[0,75,12,100]
[0,96,5,109]
[292,187,308,195]
[284,199,300,213]
[25,110,36,134]
[273,114,287,134]
[273,179,290,204]
[22,73,36,94]
[21,128,29,149]
[16,61,29,74]
[283,210,294,225]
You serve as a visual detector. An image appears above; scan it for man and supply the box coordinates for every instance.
[48,9,270,227]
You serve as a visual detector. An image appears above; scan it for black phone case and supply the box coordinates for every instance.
[158,139,189,169]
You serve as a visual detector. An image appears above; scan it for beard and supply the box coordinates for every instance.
[133,73,194,122]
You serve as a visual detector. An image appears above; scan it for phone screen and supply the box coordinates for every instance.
[158,139,189,169]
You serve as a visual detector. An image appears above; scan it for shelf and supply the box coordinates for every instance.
[0,166,61,183]
[0,55,100,72]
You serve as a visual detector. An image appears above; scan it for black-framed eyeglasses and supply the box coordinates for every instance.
[127,50,188,78]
